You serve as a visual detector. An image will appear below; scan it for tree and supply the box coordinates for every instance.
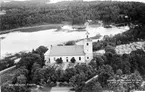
[82,80,102,92]
[88,59,98,69]
[14,86,30,92]
[31,62,41,73]
[63,68,77,82]
[65,41,75,45]
[116,69,123,77]
[105,45,116,54]
[129,49,145,75]
[69,72,86,92]
[121,54,131,74]
[33,46,48,65]
[16,53,42,70]
[98,65,114,87]
[31,68,42,84]
[56,58,63,64]
[2,1,145,31]
[16,74,27,84]
[1,82,16,92]
[95,56,104,66]
[40,66,58,85]
[129,70,143,83]
[109,70,143,91]
[30,62,42,84]
[70,57,76,63]
[55,69,64,82]
[1,81,30,92]
[12,67,29,84]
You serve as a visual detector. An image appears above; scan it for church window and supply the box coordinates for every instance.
[79,57,81,60]
[87,43,89,45]
[60,57,62,61]
[87,57,89,59]
[66,57,68,62]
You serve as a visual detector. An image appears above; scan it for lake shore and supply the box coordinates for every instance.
[0,24,129,58]
[0,24,63,35]
[0,23,103,35]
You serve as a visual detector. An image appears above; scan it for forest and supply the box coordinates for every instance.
[1,1,145,31]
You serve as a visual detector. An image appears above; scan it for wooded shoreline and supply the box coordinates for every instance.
[0,24,63,35]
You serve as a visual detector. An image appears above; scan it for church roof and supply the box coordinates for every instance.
[49,45,85,56]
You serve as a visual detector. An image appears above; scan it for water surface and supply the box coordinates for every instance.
[0,25,129,57]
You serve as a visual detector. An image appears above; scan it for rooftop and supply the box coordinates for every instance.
[48,45,85,56]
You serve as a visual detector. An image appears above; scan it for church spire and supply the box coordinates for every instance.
[84,20,90,39]
[86,31,89,38]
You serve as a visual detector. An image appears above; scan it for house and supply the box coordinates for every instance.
[44,31,93,64]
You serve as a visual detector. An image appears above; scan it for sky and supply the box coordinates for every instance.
[1,0,145,3]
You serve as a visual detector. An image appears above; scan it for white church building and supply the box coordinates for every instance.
[44,24,93,64]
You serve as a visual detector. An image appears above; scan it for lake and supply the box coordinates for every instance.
[0,25,129,58]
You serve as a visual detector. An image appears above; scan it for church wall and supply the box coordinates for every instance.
[46,56,85,64]
[45,55,50,65]
[85,53,93,63]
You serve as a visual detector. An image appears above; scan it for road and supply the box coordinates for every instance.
[0,66,16,75]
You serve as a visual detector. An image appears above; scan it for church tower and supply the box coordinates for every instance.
[84,31,93,63]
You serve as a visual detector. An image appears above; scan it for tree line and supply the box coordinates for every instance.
[93,25,145,51]
[1,1,145,31]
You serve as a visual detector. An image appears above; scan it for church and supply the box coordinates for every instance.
[44,30,93,65]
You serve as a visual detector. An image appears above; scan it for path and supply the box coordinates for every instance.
[85,75,98,84]
[0,65,16,75]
